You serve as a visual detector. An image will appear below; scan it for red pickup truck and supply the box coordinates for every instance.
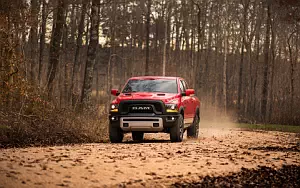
[109,76,200,143]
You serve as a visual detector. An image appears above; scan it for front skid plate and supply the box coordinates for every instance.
[120,117,164,132]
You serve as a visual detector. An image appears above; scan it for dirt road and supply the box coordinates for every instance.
[0,128,299,188]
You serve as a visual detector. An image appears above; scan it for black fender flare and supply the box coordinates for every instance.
[179,106,185,118]
[195,106,200,117]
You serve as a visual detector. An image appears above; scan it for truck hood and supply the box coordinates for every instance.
[114,92,180,103]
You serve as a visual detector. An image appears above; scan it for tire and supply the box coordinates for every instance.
[170,114,184,142]
[187,110,200,138]
[132,132,144,141]
[109,123,124,143]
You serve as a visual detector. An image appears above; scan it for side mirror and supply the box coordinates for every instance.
[185,89,195,96]
[111,89,120,96]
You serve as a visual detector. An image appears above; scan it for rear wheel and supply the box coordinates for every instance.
[187,110,200,138]
[109,123,124,143]
[170,114,184,142]
[132,132,144,141]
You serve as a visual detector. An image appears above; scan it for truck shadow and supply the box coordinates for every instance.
[122,139,171,144]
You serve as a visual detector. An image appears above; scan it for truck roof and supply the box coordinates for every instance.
[129,76,182,80]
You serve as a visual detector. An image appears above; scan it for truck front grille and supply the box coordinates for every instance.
[119,100,164,115]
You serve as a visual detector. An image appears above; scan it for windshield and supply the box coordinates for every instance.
[122,79,178,93]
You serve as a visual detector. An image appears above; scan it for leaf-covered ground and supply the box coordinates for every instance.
[0,128,299,188]
[172,165,300,188]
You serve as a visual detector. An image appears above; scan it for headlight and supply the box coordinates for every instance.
[166,104,178,112]
[110,104,119,112]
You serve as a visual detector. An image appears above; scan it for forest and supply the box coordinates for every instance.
[0,0,300,145]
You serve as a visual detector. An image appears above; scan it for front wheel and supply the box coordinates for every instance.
[132,132,144,141]
[170,114,184,142]
[187,111,200,138]
[109,123,124,143]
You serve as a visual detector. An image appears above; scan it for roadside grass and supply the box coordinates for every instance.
[0,78,111,148]
[237,123,300,133]
[0,109,109,148]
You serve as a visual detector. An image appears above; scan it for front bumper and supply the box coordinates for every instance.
[109,113,180,132]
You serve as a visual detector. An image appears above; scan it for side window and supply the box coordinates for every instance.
[182,80,188,90]
[179,81,185,93]
[179,80,186,93]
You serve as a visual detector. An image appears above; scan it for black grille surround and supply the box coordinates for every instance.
[119,100,165,115]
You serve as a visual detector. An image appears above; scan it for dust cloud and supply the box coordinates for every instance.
[199,103,238,138]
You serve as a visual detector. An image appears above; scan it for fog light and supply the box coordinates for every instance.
[111,116,118,121]
[166,116,176,122]
[123,123,129,127]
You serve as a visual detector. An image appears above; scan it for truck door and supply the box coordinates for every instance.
[182,80,194,118]
[179,80,193,123]
[179,80,188,118]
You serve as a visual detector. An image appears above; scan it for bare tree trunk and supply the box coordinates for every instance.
[38,0,46,87]
[261,1,271,122]
[190,2,196,86]
[175,5,180,52]
[287,30,296,121]
[194,1,202,95]
[62,16,69,107]
[212,3,221,112]
[162,0,170,76]
[80,0,99,107]
[85,7,90,46]
[71,0,88,105]
[29,0,39,84]
[252,4,263,119]
[268,18,276,122]
[182,0,189,51]
[223,0,229,115]
[237,1,249,116]
[174,3,181,77]
[59,56,63,108]
[47,0,66,100]
[69,3,76,47]
[204,4,213,92]
[107,0,117,109]
[95,66,99,103]
[145,0,151,76]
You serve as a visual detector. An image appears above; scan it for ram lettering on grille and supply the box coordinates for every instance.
[132,106,152,110]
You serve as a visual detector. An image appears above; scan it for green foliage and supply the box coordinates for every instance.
[237,123,300,133]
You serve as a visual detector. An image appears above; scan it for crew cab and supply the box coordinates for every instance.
[109,76,200,143]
